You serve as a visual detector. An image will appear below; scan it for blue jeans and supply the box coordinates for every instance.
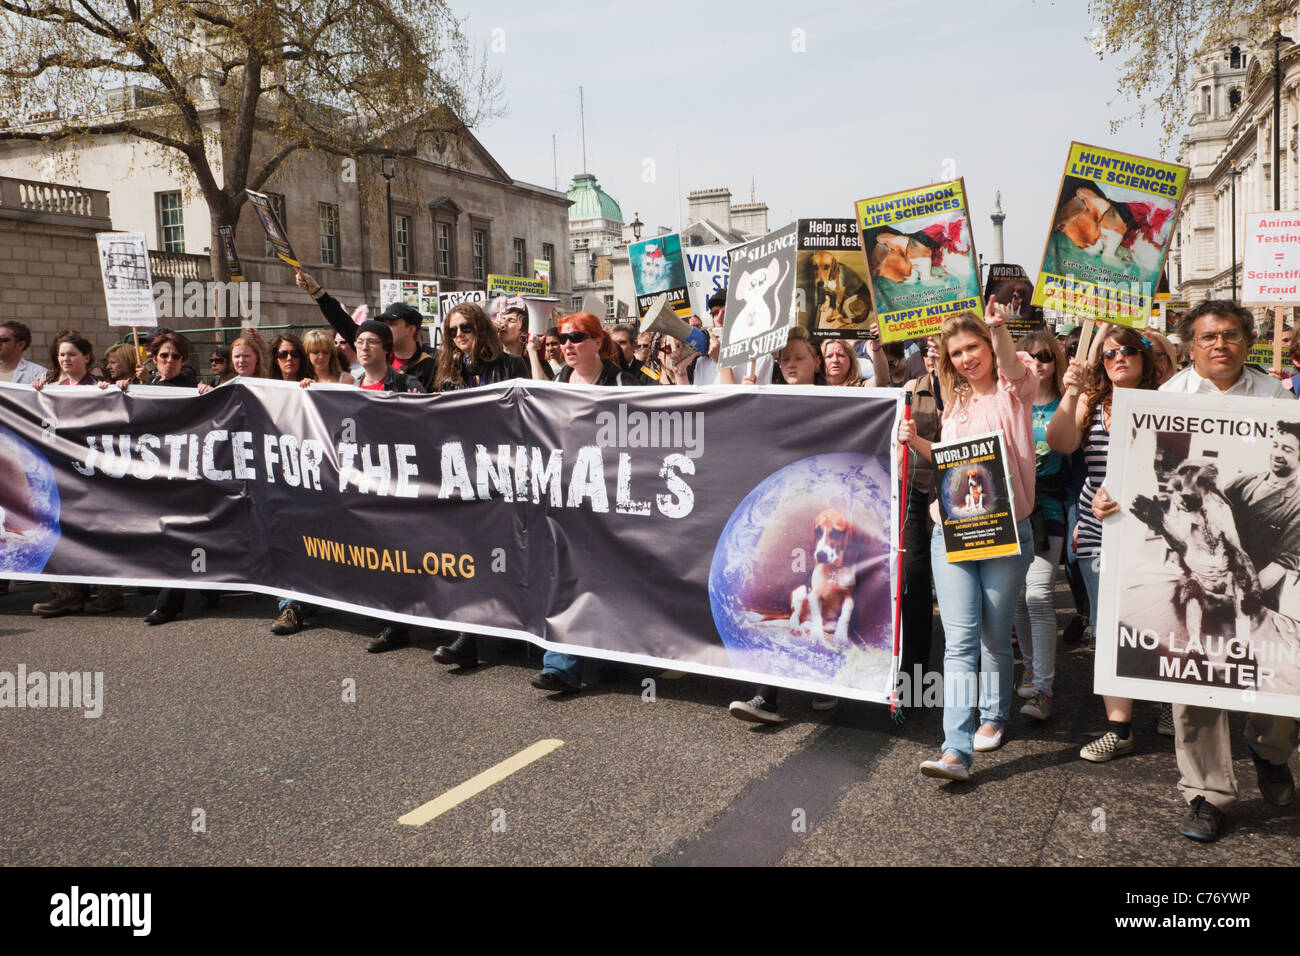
[541,651,582,686]
[1079,551,1101,634]
[931,518,1034,768]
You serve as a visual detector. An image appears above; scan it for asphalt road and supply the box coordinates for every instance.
[1,581,1297,868]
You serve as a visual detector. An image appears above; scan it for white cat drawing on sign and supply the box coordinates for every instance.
[637,244,673,293]
[730,257,789,342]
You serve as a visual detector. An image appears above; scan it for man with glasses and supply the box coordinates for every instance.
[610,322,658,384]
[1098,301,1295,842]
[0,321,47,384]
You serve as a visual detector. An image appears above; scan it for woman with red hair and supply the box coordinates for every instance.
[531,312,628,693]
[551,310,625,386]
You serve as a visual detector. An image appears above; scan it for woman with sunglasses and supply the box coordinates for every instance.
[424,302,530,667]
[1010,331,1070,722]
[268,334,315,383]
[897,306,1038,781]
[1047,324,1162,761]
[207,347,237,387]
[527,312,628,693]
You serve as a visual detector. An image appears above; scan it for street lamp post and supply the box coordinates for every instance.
[1273,27,1292,211]
[381,153,396,279]
[630,212,644,242]
[1230,160,1243,301]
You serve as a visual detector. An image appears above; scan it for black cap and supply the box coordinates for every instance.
[377,302,422,326]
[356,320,394,352]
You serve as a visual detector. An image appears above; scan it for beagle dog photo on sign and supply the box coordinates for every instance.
[789,508,859,648]
[806,250,872,330]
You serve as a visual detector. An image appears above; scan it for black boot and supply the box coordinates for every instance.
[432,632,478,667]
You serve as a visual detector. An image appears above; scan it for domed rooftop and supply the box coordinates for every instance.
[568,173,623,223]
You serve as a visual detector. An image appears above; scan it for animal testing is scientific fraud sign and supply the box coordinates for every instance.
[1096,390,1300,718]
[0,380,903,705]
[719,223,799,368]
[796,219,876,341]
[1241,211,1300,305]
[854,178,982,344]
[932,431,1020,562]
[1034,143,1188,326]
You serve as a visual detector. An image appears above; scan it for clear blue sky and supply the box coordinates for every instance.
[458,0,1166,279]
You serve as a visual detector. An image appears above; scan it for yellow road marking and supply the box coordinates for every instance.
[398,738,564,827]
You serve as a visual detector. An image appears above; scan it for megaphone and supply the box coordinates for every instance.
[639,293,709,358]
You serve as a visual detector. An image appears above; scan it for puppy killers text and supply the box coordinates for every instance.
[69,427,697,519]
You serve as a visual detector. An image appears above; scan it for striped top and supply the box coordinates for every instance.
[1074,402,1109,558]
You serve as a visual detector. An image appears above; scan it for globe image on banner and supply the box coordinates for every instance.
[708,453,895,697]
[0,423,61,574]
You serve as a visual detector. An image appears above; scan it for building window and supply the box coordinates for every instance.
[512,237,526,276]
[157,191,184,252]
[603,294,615,320]
[395,214,411,274]
[319,202,340,266]
[437,221,455,277]
[1230,45,1242,68]
[571,296,583,312]
[542,242,555,284]
[473,229,487,281]
[1229,87,1242,111]
[1202,86,1212,116]
[262,192,286,258]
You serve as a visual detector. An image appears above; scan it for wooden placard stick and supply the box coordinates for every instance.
[1065,317,1097,397]
[1275,305,1286,374]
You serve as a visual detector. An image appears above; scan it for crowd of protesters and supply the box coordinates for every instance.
[3,283,1297,846]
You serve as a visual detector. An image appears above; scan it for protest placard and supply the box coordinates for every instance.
[932,430,1020,562]
[797,219,876,340]
[855,178,981,344]
[438,289,488,315]
[685,243,732,320]
[1095,389,1300,717]
[0,379,902,705]
[533,258,551,293]
[1033,143,1187,327]
[630,232,691,318]
[1151,292,1189,335]
[245,189,298,267]
[983,264,1043,338]
[1242,211,1300,370]
[718,222,798,369]
[95,232,156,327]
[216,225,243,283]
[380,279,440,321]
[487,275,548,298]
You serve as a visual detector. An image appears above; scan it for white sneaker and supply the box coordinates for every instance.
[1020,693,1052,720]
[1016,667,1036,699]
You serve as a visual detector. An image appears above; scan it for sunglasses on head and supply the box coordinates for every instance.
[1028,349,1055,364]
[557,331,590,345]
[1102,345,1140,360]
[449,323,473,336]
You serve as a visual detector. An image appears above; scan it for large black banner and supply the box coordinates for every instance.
[0,380,902,702]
